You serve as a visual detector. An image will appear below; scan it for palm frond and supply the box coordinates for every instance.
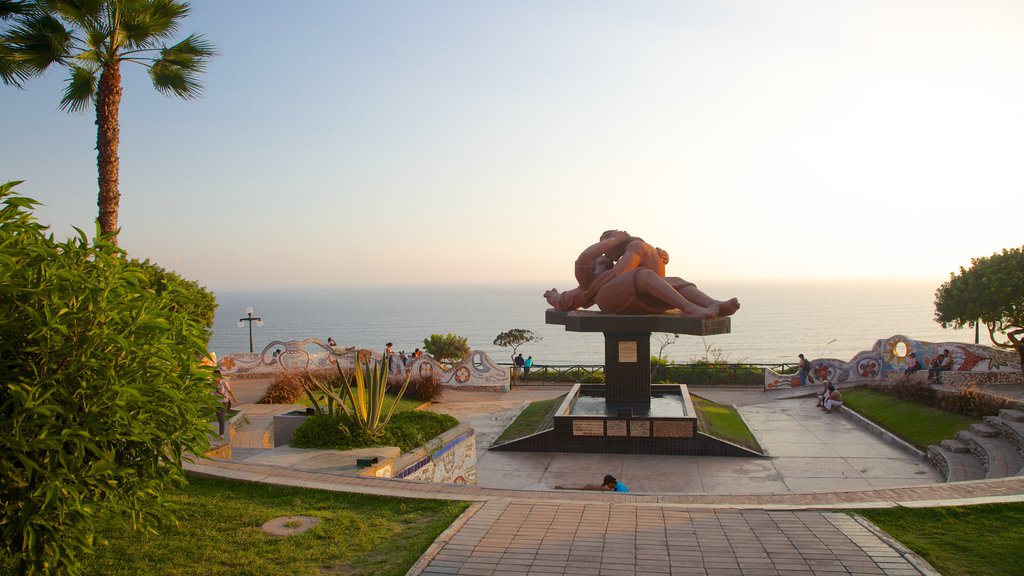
[0,0,36,21]
[59,63,96,112]
[41,0,104,24]
[0,42,32,86]
[120,0,188,48]
[148,33,212,98]
[2,11,75,75]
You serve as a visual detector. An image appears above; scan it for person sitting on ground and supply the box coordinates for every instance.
[823,384,843,414]
[603,474,629,493]
[815,379,831,408]
[904,352,922,375]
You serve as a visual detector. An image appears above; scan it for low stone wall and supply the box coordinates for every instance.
[362,423,477,484]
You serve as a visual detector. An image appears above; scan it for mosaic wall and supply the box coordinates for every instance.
[764,334,1020,389]
[392,427,477,485]
[218,339,509,391]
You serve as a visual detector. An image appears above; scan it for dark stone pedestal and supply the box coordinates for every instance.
[489,309,755,456]
[547,309,731,406]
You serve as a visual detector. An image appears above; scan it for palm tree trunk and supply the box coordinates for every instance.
[96,60,122,244]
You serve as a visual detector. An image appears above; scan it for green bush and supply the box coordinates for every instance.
[422,333,470,363]
[0,181,218,575]
[291,410,459,452]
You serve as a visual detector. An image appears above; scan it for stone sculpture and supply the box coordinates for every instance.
[545,230,740,319]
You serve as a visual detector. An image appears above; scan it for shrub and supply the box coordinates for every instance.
[259,369,339,405]
[258,371,307,404]
[422,333,470,363]
[937,381,1016,418]
[290,414,350,447]
[395,372,442,402]
[0,181,217,575]
[291,411,459,452]
[870,377,1015,418]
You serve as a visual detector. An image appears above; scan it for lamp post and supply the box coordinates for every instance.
[237,307,263,353]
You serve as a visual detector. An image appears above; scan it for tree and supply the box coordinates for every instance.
[935,246,1024,372]
[0,180,218,575]
[422,333,470,364]
[0,0,215,244]
[650,332,678,381]
[493,328,543,360]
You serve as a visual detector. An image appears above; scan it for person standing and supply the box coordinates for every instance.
[513,353,525,380]
[524,355,534,379]
[385,342,395,373]
[796,353,811,387]
[214,370,237,441]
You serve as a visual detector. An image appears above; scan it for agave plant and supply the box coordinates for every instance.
[307,350,411,434]
[302,369,348,418]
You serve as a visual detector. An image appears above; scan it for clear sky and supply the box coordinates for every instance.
[3,1,1022,291]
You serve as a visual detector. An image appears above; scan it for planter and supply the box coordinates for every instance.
[273,408,314,446]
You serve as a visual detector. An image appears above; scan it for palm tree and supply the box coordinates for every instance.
[0,0,214,244]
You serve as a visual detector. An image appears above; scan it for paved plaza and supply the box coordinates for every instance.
[190,379,1024,575]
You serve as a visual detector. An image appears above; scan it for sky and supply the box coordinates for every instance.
[2,0,1022,291]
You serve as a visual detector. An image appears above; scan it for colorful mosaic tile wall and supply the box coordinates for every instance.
[764,334,1021,389]
[218,338,509,391]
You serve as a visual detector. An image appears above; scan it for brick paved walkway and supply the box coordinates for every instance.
[412,502,937,575]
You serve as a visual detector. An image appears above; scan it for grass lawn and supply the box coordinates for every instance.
[841,388,981,449]
[858,502,1024,576]
[82,475,469,576]
[493,394,567,445]
[690,394,762,453]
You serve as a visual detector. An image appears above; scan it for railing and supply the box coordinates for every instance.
[503,362,799,387]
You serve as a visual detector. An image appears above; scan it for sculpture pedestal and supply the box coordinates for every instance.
[489,310,758,456]
[546,309,731,406]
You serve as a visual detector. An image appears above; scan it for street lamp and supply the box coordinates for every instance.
[237,307,263,353]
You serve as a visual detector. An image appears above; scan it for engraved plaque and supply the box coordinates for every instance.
[618,341,638,363]
[654,420,694,438]
[606,420,628,436]
[572,420,605,436]
[630,420,650,437]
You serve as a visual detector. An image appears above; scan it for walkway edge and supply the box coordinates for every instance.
[405,501,485,576]
[850,513,943,576]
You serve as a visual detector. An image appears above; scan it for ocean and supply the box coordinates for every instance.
[208,279,977,366]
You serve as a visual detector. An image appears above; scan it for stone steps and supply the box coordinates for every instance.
[927,445,986,482]
[955,429,1024,479]
[999,408,1024,422]
[927,411,1024,481]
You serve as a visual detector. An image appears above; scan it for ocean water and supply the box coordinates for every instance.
[208,279,976,366]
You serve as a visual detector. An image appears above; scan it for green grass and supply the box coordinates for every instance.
[690,394,762,452]
[493,394,567,445]
[841,388,981,449]
[81,475,469,576]
[858,503,1024,576]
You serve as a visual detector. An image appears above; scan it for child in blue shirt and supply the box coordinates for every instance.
[603,474,629,493]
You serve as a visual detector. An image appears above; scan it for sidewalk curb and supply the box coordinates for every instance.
[405,501,485,576]
[850,513,944,576]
